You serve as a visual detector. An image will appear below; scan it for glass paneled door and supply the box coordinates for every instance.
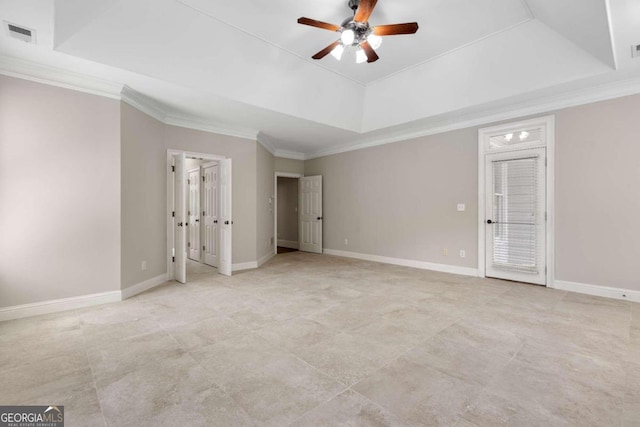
[485,148,546,285]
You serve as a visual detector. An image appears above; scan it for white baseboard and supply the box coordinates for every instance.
[323,249,479,277]
[258,252,276,267]
[233,261,258,272]
[0,291,122,322]
[277,240,299,249]
[553,280,640,303]
[121,274,168,300]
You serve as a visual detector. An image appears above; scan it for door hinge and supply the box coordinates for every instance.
[545,157,548,167]
[545,212,548,221]
[188,210,190,216]
[187,179,190,185]
[203,245,206,251]
[203,211,206,216]
[172,256,175,263]
[202,176,205,182]
[171,165,175,172]
[188,242,191,248]
[172,211,175,218]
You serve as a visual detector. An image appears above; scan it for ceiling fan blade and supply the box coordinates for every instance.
[360,40,379,63]
[373,22,419,36]
[354,0,379,23]
[312,40,341,60]
[297,17,341,32]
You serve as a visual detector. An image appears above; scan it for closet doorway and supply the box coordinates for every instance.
[274,172,302,254]
[168,150,232,283]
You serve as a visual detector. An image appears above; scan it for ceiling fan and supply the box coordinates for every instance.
[297,0,419,64]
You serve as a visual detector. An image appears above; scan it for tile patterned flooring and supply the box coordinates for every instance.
[1,252,639,426]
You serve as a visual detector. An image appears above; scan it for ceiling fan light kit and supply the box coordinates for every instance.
[298,0,419,64]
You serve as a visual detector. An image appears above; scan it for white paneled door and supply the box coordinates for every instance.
[188,168,200,262]
[202,162,219,268]
[218,159,232,276]
[299,175,323,254]
[173,153,187,284]
[485,148,546,285]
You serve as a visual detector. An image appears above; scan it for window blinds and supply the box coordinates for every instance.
[491,157,540,274]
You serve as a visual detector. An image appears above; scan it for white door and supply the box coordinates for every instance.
[218,159,232,276]
[485,148,546,285]
[173,153,187,284]
[202,162,219,268]
[188,168,201,261]
[299,175,323,254]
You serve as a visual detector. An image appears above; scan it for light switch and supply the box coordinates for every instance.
[457,203,465,212]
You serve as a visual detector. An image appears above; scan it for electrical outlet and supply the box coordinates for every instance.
[344,239,348,245]
[442,248,448,256]
[460,250,466,258]
[141,261,147,271]
[457,203,466,212]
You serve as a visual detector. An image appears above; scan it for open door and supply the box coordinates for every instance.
[299,175,323,254]
[202,162,219,268]
[218,159,232,276]
[188,168,201,262]
[173,153,187,283]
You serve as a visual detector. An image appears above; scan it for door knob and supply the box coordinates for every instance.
[195,219,199,222]
[214,220,218,224]
[486,220,493,224]
[317,217,323,220]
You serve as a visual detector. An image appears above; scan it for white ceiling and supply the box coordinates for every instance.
[1,0,639,158]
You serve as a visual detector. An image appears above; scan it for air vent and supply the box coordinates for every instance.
[633,44,640,59]
[4,21,35,44]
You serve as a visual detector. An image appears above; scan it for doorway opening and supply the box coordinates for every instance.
[478,116,555,287]
[167,150,232,284]
[275,174,301,254]
[274,173,324,255]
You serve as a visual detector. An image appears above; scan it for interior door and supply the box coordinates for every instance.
[485,148,546,285]
[173,153,187,283]
[299,175,323,254]
[188,168,201,261]
[202,162,219,268]
[218,159,232,276]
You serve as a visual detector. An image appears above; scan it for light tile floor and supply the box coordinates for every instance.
[1,252,638,426]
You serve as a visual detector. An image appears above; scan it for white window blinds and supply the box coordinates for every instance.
[491,157,541,274]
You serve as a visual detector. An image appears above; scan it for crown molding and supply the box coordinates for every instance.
[0,54,123,99]
[256,132,277,156]
[274,149,307,160]
[120,85,167,123]
[164,114,257,141]
[305,75,640,159]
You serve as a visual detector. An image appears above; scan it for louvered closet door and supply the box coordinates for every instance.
[485,148,546,285]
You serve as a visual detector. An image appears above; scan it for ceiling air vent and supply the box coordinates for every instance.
[4,22,36,44]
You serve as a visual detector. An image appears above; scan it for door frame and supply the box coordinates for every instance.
[273,172,303,255]
[477,115,556,287]
[167,149,227,281]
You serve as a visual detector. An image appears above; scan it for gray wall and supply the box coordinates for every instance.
[256,143,275,261]
[306,94,640,292]
[277,178,299,244]
[275,157,304,175]
[0,75,121,308]
[554,95,640,290]
[305,128,478,270]
[120,103,166,289]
